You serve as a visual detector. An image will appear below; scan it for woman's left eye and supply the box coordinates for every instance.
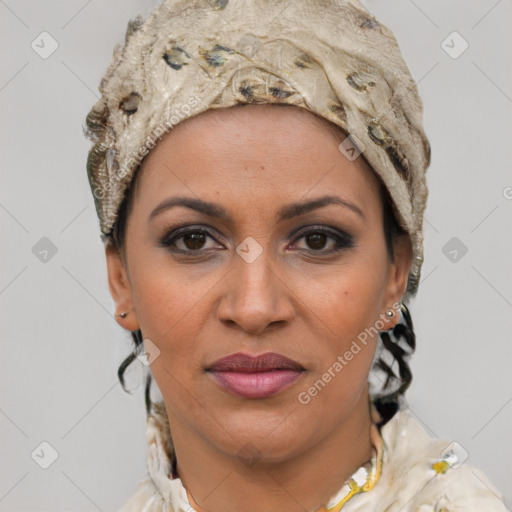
[291,226,354,254]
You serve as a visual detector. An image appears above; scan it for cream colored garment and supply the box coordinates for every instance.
[119,405,507,512]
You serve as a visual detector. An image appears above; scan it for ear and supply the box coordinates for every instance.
[381,233,413,330]
[105,239,140,332]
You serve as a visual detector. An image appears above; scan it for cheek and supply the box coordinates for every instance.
[325,270,384,339]
[301,254,388,341]
[128,254,220,369]
[298,255,388,392]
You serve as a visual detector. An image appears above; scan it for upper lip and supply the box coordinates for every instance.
[207,352,305,372]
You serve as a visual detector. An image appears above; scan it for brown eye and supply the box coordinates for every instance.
[305,232,328,250]
[182,231,207,250]
[160,226,223,254]
[292,226,355,255]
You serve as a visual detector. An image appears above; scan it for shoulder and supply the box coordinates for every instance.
[119,401,191,512]
[347,408,508,511]
[118,474,192,512]
[118,476,167,512]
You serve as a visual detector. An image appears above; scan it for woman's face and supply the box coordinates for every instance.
[106,104,411,463]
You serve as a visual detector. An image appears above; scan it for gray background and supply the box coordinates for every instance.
[1,0,510,510]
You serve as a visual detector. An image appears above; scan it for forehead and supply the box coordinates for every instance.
[133,104,382,211]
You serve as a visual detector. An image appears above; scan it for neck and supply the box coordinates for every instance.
[168,387,374,512]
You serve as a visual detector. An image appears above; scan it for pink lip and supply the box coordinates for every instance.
[208,369,304,398]
[206,352,305,399]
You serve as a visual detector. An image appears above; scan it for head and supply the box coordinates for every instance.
[104,103,413,463]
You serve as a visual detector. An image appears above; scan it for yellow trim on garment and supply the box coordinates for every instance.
[315,421,385,512]
[432,460,450,474]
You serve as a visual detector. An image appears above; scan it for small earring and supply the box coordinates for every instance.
[385,308,395,318]
[118,312,128,318]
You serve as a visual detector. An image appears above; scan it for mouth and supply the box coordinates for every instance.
[206,352,305,399]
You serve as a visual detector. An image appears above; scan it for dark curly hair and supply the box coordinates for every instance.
[106,127,416,430]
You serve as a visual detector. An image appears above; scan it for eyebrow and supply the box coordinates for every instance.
[148,194,365,223]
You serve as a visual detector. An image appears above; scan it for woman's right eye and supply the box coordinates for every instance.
[160,227,223,253]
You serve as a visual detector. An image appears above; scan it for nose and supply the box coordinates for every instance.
[216,247,295,335]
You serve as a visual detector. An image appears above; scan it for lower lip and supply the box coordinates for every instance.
[208,370,304,399]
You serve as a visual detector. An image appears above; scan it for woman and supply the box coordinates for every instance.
[84,0,507,510]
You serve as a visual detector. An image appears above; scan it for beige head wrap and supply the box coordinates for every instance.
[84,0,431,298]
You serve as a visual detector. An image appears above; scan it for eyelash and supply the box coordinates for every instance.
[159,224,354,256]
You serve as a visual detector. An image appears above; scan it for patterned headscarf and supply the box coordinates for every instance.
[84,0,431,298]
